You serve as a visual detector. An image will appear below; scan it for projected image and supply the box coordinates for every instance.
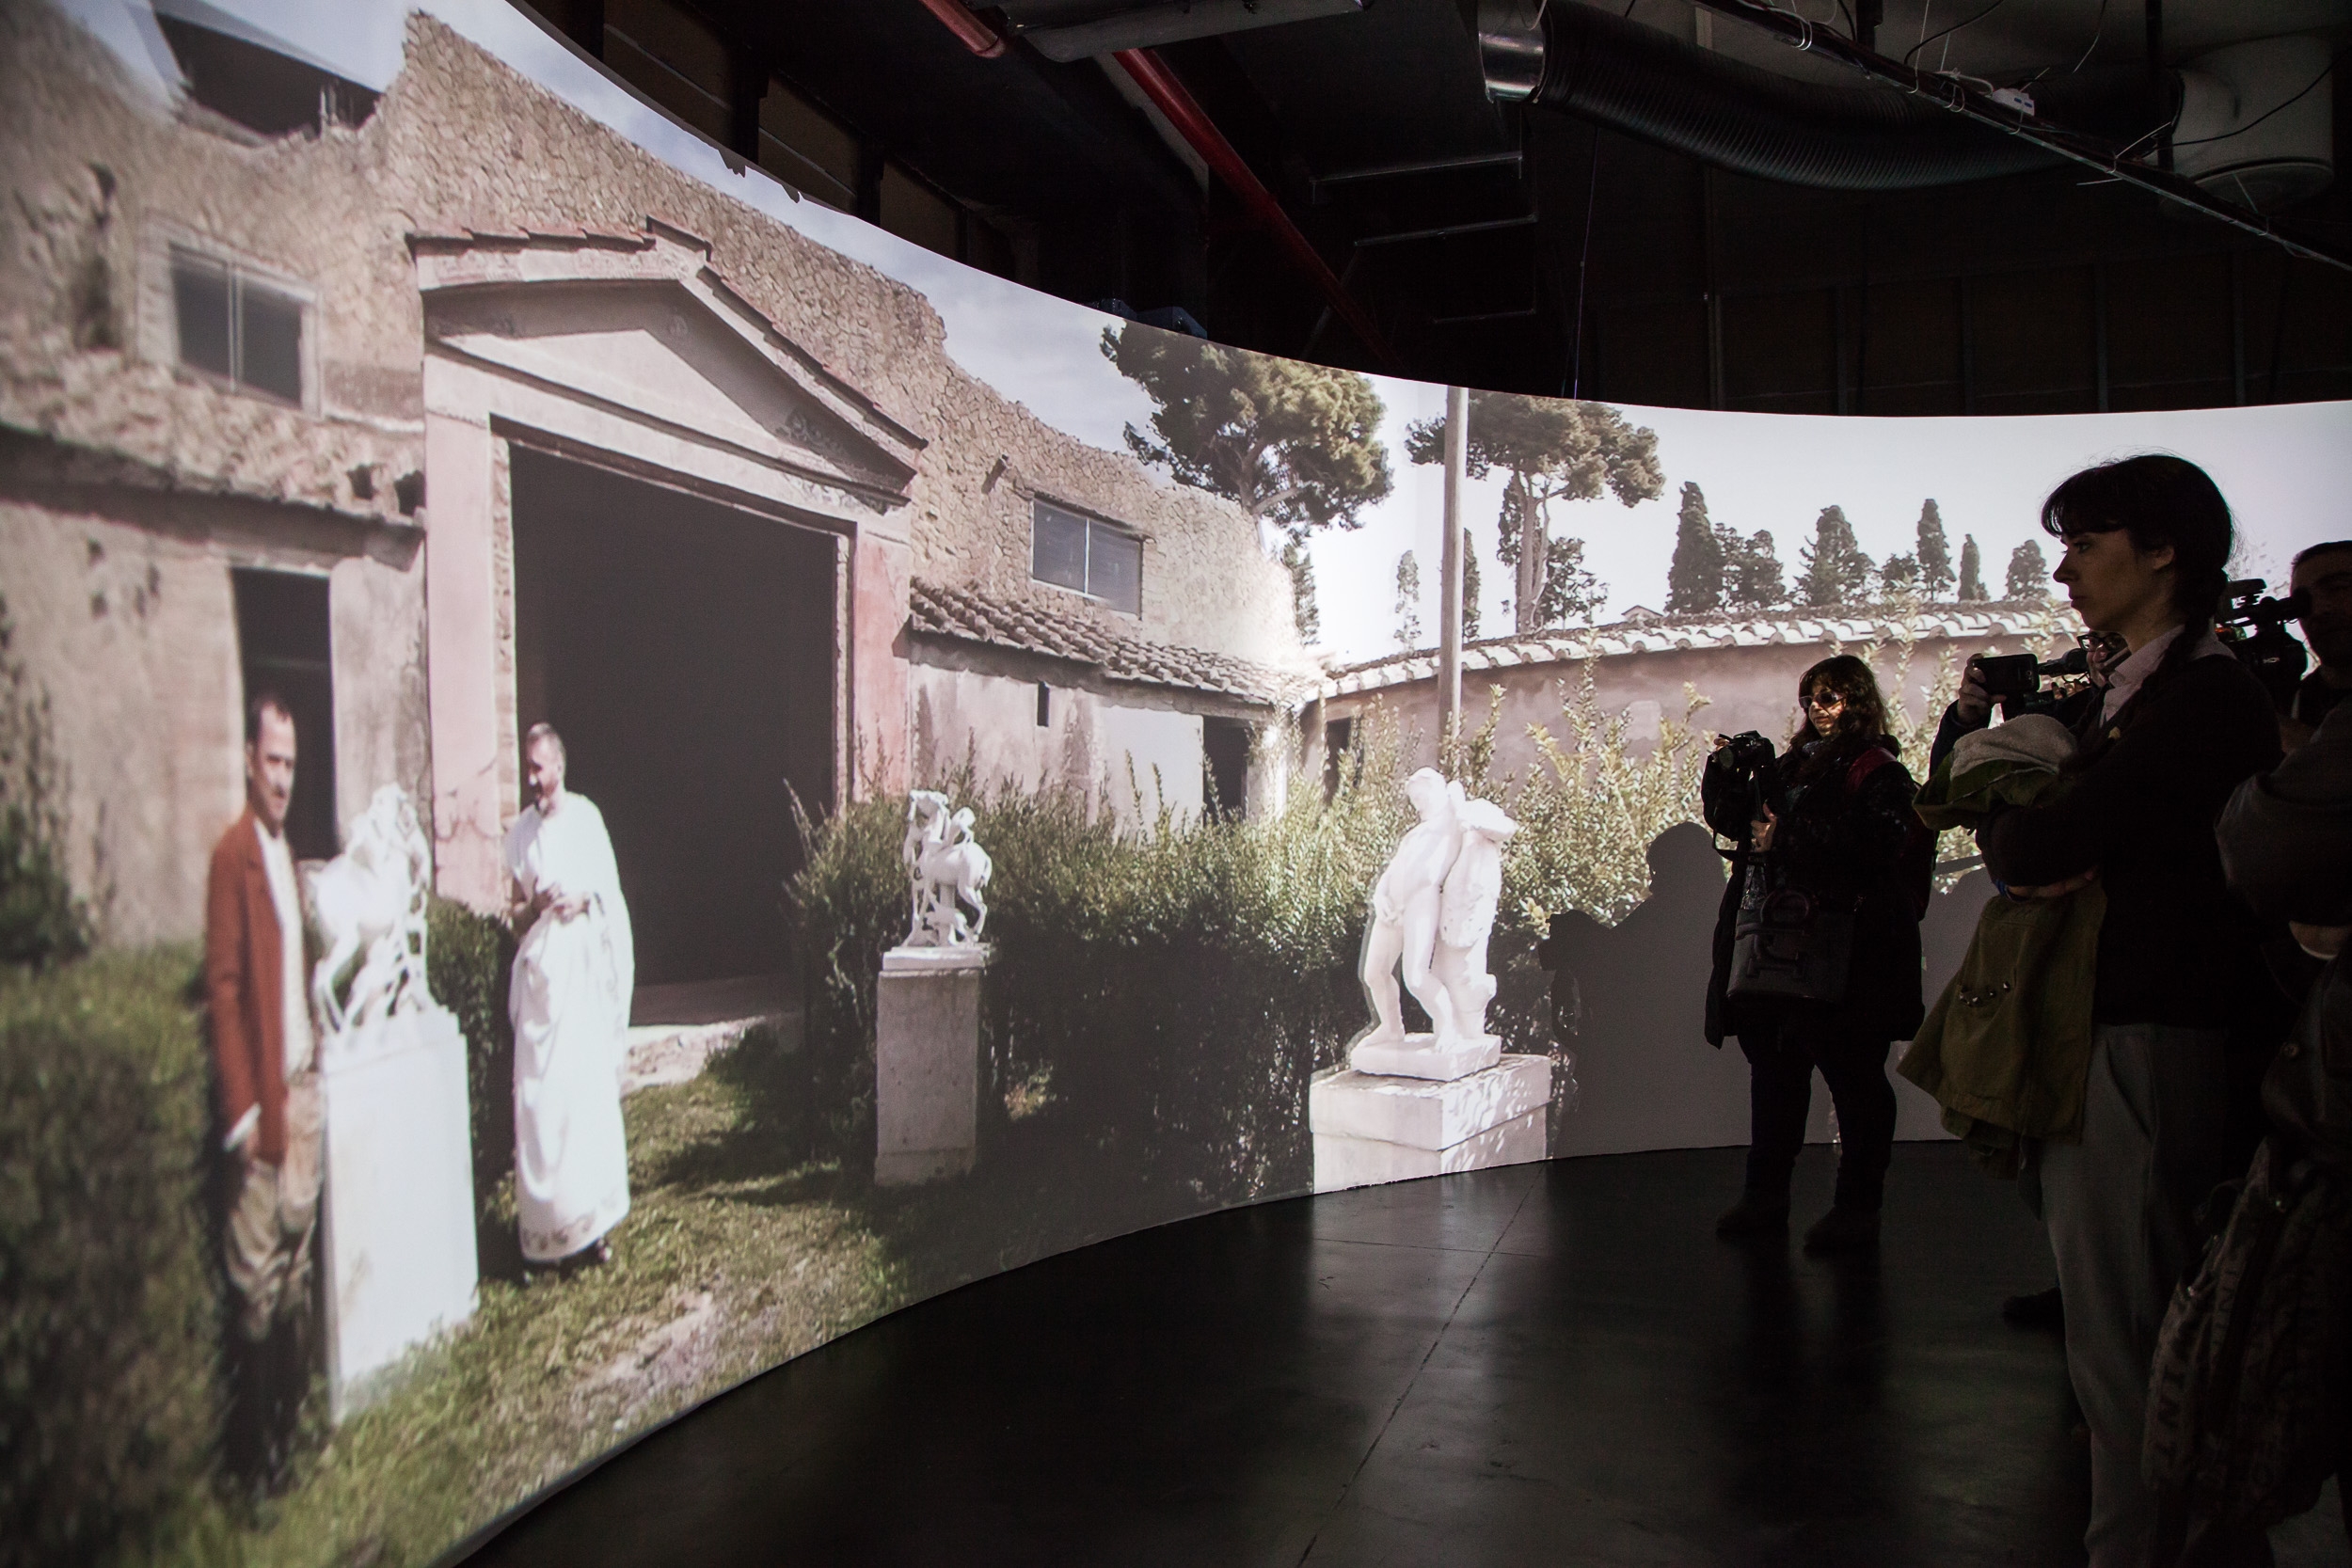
[3,1,2348,1564]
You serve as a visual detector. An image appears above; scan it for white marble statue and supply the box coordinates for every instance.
[902,789,993,947]
[1432,797,1519,1043]
[305,784,434,1037]
[1357,769,1520,1069]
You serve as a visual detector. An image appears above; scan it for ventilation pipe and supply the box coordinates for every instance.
[1491,0,2165,191]
[2172,35,2337,213]
[1480,0,2350,270]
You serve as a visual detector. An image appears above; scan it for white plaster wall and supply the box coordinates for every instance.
[0,501,242,944]
[1096,701,1204,824]
[910,664,1210,828]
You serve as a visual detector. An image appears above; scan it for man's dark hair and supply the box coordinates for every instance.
[244,689,295,746]
[2041,453,2234,626]
[2292,540,2352,571]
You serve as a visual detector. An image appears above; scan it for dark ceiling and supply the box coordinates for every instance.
[525,0,2352,413]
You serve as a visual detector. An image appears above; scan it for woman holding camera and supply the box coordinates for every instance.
[1705,654,1925,1255]
[1973,455,2280,1568]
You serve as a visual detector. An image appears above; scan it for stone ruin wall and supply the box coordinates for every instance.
[1323,622,2072,789]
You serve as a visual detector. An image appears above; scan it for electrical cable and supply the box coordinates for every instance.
[2168,45,2349,149]
[2070,0,2109,73]
[1904,0,2006,68]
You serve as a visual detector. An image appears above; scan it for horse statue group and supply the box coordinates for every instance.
[303,784,436,1041]
[901,789,993,949]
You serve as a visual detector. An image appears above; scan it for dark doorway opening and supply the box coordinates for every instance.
[510,447,836,989]
[231,568,338,862]
[1202,717,1250,822]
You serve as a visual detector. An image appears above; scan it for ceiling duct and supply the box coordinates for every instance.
[1493,0,2167,193]
[999,0,1369,63]
[2173,35,2337,214]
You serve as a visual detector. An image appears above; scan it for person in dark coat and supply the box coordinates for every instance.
[1972,454,2281,1568]
[1705,654,1927,1255]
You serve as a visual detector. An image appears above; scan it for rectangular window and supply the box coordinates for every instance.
[171,248,304,404]
[1030,499,1143,615]
[1035,682,1052,728]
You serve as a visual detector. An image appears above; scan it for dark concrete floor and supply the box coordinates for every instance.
[461,1142,2151,1565]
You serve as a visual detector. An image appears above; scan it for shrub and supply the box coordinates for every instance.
[790,740,1410,1202]
[0,596,91,969]
[424,897,516,1263]
[0,949,218,1568]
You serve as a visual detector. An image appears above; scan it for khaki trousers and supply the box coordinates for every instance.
[224,1071,323,1342]
[2028,1025,2235,1568]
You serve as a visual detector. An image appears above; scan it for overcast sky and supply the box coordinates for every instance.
[67,0,2352,667]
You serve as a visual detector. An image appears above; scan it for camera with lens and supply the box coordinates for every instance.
[1716,730,1787,827]
[2217,578,2310,711]
[1974,646,2093,721]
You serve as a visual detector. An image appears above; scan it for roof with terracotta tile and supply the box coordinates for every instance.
[1326,601,2075,697]
[909,578,1313,706]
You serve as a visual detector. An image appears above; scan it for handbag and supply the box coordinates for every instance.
[1725,857,1853,1007]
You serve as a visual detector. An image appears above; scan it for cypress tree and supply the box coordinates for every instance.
[1724,529,1788,611]
[1394,550,1422,649]
[1281,534,1319,643]
[1916,499,1954,599]
[2006,539,2051,601]
[1797,505,1873,609]
[1461,530,1482,641]
[1958,534,1988,601]
[1666,482,1726,615]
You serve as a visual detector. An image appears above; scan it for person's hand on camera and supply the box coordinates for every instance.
[2006,866,2098,900]
[1954,657,1994,724]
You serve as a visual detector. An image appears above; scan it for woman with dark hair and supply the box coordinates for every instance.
[1970,453,2280,1568]
[1704,653,1926,1255]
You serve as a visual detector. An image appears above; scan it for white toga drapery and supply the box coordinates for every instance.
[504,794,634,1262]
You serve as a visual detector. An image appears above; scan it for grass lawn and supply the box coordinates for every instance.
[140,1033,1243,1568]
[145,1046,901,1568]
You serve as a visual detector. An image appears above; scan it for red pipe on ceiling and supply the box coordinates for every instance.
[916,0,1007,58]
[904,2,1399,370]
[1110,46,1401,372]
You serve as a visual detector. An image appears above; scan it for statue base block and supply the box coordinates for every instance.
[876,943,990,1187]
[1349,1033,1502,1082]
[1309,1053,1552,1194]
[319,1006,478,1420]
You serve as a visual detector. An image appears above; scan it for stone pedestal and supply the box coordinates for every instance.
[875,943,989,1186]
[1310,1052,1552,1194]
[318,1005,478,1419]
[1350,1033,1502,1081]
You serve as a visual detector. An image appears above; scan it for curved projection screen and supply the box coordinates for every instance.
[4,1,2348,1562]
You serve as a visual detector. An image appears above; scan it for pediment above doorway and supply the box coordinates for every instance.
[412,219,923,522]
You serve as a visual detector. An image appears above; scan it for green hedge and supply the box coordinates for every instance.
[790,753,1408,1201]
[424,898,517,1271]
[0,949,218,1568]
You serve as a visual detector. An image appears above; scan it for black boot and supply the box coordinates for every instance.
[1802,1204,1882,1255]
[1716,1192,1791,1239]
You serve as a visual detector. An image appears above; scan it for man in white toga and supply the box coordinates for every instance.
[504,721,634,1272]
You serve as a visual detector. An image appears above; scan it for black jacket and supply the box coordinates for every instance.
[1703,735,1926,1046]
[2218,703,2352,1169]
[1980,653,2282,1028]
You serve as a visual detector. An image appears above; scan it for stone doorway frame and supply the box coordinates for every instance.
[411,219,923,909]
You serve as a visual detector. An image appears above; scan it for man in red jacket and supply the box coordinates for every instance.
[205,692,323,1492]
